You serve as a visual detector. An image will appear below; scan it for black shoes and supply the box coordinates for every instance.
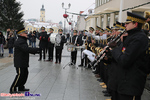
[97,78,103,82]
[9,91,21,94]
[78,64,83,67]
[104,92,111,97]
[38,59,41,61]
[18,88,30,91]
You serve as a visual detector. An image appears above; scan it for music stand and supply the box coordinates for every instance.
[63,44,77,69]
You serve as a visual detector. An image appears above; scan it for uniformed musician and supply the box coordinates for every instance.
[55,29,66,64]
[38,27,48,61]
[111,12,148,100]
[78,30,88,67]
[70,30,79,65]
[47,28,54,62]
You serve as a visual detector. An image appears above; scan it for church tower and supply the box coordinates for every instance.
[40,5,45,22]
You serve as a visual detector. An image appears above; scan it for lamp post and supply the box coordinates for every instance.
[62,2,71,34]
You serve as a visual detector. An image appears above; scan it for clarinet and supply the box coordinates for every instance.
[91,29,126,68]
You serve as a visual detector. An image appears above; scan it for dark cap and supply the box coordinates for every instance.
[115,21,126,29]
[96,26,101,30]
[73,30,78,33]
[58,29,63,32]
[145,11,150,19]
[17,28,26,34]
[125,11,147,24]
[50,28,54,31]
[83,30,88,32]
[41,27,45,30]
[105,26,111,32]
[89,27,94,31]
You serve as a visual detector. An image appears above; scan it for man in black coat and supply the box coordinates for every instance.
[78,30,87,67]
[55,29,66,64]
[111,12,148,100]
[10,28,40,93]
[38,27,48,61]
[47,28,54,62]
[70,30,80,65]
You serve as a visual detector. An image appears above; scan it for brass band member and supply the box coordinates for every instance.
[85,27,94,68]
[111,12,148,100]
[55,29,66,64]
[38,27,48,61]
[70,30,79,65]
[47,28,54,62]
[78,30,88,67]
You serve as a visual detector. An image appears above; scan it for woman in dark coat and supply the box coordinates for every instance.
[7,31,15,57]
[0,31,6,57]
[30,31,36,48]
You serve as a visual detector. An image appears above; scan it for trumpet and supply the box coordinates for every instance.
[91,29,126,68]
[91,45,96,53]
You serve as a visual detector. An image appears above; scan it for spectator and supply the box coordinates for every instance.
[7,31,15,57]
[28,31,32,46]
[31,31,37,48]
[0,31,6,57]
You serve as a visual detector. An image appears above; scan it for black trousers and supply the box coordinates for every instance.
[80,49,84,65]
[55,49,62,63]
[71,50,77,64]
[10,67,28,92]
[48,47,54,60]
[117,93,141,100]
[84,55,88,66]
[39,47,46,60]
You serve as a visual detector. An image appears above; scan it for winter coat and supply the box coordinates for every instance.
[39,32,48,48]
[14,35,40,68]
[111,28,149,96]
[7,35,15,48]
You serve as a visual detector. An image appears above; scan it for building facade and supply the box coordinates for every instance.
[24,5,61,33]
[40,5,45,22]
[94,0,150,29]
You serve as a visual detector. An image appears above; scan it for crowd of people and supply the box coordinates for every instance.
[0,11,150,100]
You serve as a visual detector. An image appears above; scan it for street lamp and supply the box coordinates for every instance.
[62,2,71,34]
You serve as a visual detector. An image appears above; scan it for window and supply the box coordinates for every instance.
[101,16,104,28]
[42,18,43,21]
[107,14,110,26]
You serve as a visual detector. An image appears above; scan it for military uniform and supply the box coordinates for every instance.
[70,30,79,65]
[38,27,48,61]
[111,12,148,100]
[47,28,54,61]
[55,29,66,64]
[78,30,87,67]
[10,28,40,93]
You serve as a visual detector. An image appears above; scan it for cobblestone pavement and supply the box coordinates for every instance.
[0,45,149,100]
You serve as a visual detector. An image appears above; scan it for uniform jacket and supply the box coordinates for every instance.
[14,35,40,68]
[47,33,54,48]
[55,34,66,49]
[39,32,48,48]
[70,35,79,46]
[111,28,148,96]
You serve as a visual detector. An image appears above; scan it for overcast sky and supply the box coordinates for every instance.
[16,0,95,23]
